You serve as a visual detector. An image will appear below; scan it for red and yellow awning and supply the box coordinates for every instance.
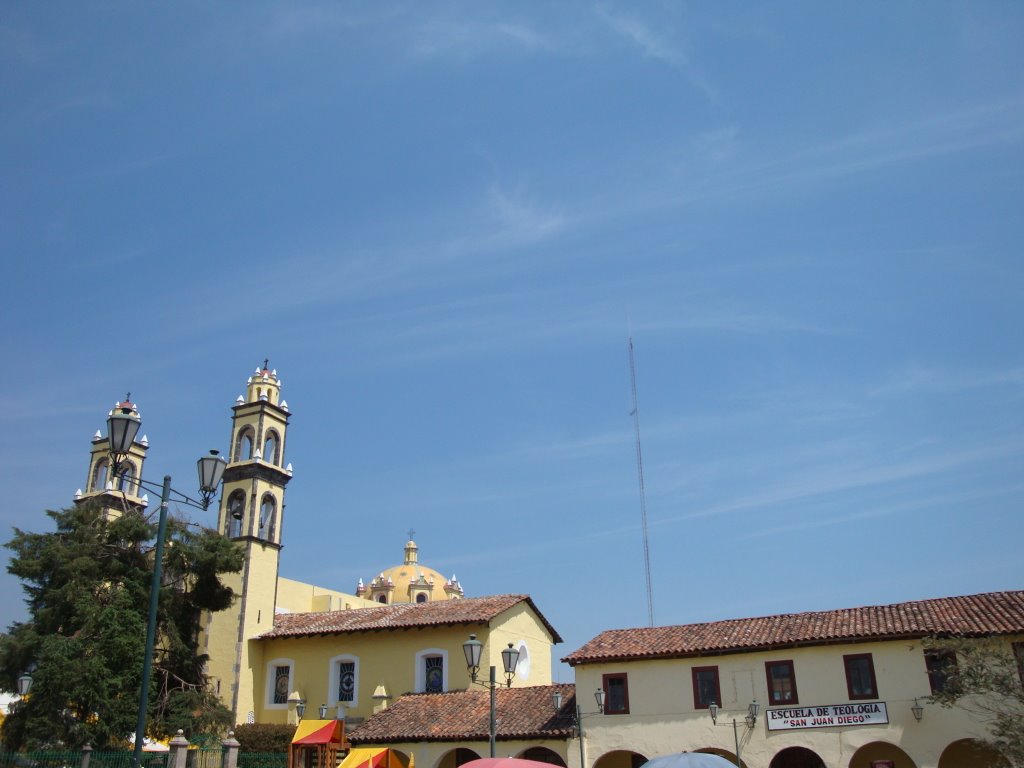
[338,748,413,768]
[291,719,345,745]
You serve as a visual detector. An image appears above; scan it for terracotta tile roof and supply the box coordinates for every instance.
[349,684,577,744]
[259,594,562,643]
[563,590,1024,665]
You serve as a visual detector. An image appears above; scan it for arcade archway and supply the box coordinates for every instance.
[435,748,481,768]
[593,749,648,768]
[938,739,1009,768]
[769,746,826,768]
[516,747,567,766]
[848,741,917,768]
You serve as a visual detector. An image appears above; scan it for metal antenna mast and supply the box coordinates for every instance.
[629,336,655,627]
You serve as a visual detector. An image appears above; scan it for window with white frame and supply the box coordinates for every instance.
[266,658,294,708]
[414,648,448,693]
[328,654,359,708]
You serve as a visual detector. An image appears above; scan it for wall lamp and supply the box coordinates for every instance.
[911,698,924,722]
[295,699,307,720]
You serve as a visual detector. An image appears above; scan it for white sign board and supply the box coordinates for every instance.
[766,702,889,731]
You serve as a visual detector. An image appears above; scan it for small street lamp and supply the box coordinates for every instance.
[295,700,307,720]
[319,704,330,719]
[708,700,759,768]
[552,688,605,768]
[463,634,520,757]
[16,672,33,697]
[106,400,227,768]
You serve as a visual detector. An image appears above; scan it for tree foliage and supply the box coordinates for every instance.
[926,636,1024,766]
[232,723,295,753]
[0,502,244,750]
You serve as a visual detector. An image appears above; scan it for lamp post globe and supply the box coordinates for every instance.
[500,642,520,687]
[16,673,33,697]
[107,400,141,469]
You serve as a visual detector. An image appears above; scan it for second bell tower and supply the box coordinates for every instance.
[203,362,293,721]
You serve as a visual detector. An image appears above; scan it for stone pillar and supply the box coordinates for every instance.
[80,744,93,768]
[222,731,241,768]
[168,730,190,768]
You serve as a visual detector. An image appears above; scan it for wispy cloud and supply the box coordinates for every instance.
[594,5,717,100]
[408,18,554,60]
[871,363,1024,398]
[661,438,1024,525]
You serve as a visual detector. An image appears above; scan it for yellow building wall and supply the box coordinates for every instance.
[249,605,555,725]
[276,577,379,613]
[203,539,283,721]
[484,601,556,687]
[573,636,1022,768]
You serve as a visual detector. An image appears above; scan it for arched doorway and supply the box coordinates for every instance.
[516,747,567,766]
[938,739,1009,768]
[693,748,747,768]
[769,746,826,768]
[848,742,917,768]
[593,750,648,768]
[435,748,481,768]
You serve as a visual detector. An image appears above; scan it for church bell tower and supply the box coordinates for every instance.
[202,362,293,721]
[74,396,150,520]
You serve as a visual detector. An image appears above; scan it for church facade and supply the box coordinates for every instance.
[75,365,561,728]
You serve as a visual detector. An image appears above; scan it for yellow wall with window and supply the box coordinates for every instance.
[572,636,1022,768]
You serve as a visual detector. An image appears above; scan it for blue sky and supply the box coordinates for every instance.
[2,2,1023,678]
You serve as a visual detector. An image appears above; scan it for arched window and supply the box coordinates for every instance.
[377,595,387,604]
[416,593,427,603]
[91,458,109,492]
[118,462,137,495]
[414,648,448,693]
[264,431,280,465]
[328,654,360,708]
[265,658,294,709]
[259,495,276,540]
[235,427,255,462]
[227,491,245,538]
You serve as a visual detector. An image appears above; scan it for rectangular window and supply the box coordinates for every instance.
[924,649,957,694]
[273,665,290,705]
[765,660,798,705]
[337,661,355,703]
[424,655,444,693]
[602,673,630,714]
[844,654,878,700]
[692,666,721,709]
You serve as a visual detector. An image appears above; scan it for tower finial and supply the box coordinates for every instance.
[408,528,416,541]
[263,358,269,371]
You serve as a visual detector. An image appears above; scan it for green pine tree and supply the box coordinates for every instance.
[0,502,244,749]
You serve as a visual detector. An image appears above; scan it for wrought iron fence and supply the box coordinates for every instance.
[0,751,284,768]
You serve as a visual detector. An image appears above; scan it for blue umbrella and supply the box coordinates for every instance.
[639,754,737,768]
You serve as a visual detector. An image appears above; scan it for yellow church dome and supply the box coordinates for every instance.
[356,537,464,605]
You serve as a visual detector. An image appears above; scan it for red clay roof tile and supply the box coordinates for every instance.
[259,594,563,643]
[563,590,1024,665]
[349,684,577,743]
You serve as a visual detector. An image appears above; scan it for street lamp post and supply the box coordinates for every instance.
[106,402,227,768]
[552,688,605,768]
[463,634,520,757]
[708,700,759,768]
